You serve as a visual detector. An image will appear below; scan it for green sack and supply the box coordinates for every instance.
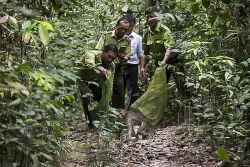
[92,73,113,115]
[78,68,102,81]
[130,67,167,127]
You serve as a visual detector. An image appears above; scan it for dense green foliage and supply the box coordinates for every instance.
[0,0,250,166]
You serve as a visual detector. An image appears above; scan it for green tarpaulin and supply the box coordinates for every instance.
[92,74,113,114]
[89,67,167,127]
[130,67,167,127]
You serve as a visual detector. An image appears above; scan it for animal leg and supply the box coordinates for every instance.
[137,122,149,139]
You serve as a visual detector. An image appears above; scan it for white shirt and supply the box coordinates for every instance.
[127,32,144,65]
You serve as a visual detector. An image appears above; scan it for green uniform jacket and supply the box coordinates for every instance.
[142,22,175,60]
[95,30,131,64]
[79,50,115,81]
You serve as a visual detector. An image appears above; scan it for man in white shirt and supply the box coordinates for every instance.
[122,14,144,110]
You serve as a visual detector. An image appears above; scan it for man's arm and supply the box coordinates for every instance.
[85,51,109,77]
[140,36,149,82]
[137,36,144,59]
[121,37,131,61]
[140,52,149,83]
[96,66,109,78]
[160,47,171,66]
[118,44,131,61]
[160,27,174,65]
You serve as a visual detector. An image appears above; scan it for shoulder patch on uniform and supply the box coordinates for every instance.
[125,36,131,43]
[160,24,171,32]
[159,26,166,32]
[103,31,112,35]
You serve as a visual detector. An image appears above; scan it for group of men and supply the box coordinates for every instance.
[79,6,188,128]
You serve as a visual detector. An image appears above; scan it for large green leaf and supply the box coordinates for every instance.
[164,13,175,22]
[217,147,229,161]
[5,80,29,96]
[202,0,210,8]
[227,123,237,129]
[41,153,53,161]
[58,69,79,82]
[9,98,22,106]
[19,64,32,72]
[52,100,64,109]
[238,95,245,104]
[195,61,202,73]
[154,12,164,20]
[122,4,129,12]
[38,23,49,46]
[209,13,217,25]
[37,21,54,31]
[22,20,31,29]
[192,4,199,13]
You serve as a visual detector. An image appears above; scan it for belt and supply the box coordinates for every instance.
[122,64,138,68]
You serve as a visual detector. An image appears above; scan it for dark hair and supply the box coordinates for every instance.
[103,44,118,55]
[116,17,129,26]
[145,6,160,15]
[123,14,136,24]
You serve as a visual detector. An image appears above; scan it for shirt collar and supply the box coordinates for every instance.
[111,30,116,38]
[128,32,135,38]
[111,30,126,41]
[150,22,161,33]
[126,32,134,39]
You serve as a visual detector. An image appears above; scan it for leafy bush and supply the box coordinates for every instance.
[1,0,250,166]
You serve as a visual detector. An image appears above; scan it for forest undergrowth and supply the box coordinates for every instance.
[59,110,247,167]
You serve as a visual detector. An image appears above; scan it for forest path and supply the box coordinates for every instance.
[61,123,220,167]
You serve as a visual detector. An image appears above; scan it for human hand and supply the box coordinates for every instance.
[97,67,109,78]
[159,60,165,66]
[118,53,124,60]
[123,56,129,61]
[140,67,147,83]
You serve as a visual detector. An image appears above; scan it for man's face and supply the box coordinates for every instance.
[115,20,129,38]
[102,50,117,65]
[146,12,158,27]
[126,21,135,35]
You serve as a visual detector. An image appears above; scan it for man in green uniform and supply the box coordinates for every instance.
[140,6,188,97]
[78,44,118,128]
[95,17,131,109]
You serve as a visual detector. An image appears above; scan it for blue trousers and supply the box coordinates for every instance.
[122,64,139,110]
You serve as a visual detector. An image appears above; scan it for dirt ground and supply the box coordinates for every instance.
[60,121,226,167]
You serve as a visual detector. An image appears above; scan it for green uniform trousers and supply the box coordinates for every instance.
[78,78,104,127]
[112,66,125,109]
